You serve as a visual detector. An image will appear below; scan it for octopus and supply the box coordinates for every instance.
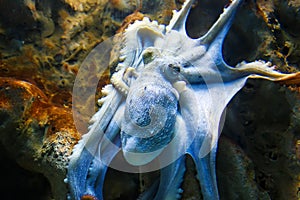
[66,0,300,199]
[65,0,299,199]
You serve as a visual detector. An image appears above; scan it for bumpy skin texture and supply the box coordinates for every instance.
[67,0,300,200]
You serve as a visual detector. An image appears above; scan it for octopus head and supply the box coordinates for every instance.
[121,81,178,166]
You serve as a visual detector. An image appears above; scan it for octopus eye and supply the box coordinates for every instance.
[168,64,180,73]
[163,63,181,81]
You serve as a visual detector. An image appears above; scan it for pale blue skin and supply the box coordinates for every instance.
[66,0,295,199]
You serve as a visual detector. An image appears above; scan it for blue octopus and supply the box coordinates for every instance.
[66,0,298,199]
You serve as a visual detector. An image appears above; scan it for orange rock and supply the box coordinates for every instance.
[0,77,80,198]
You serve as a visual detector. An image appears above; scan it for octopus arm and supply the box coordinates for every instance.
[139,115,188,200]
[179,0,243,83]
[166,0,194,33]
[153,156,186,200]
[85,103,124,199]
[138,158,186,200]
[198,0,243,46]
[185,77,249,200]
[67,85,123,199]
[152,116,189,200]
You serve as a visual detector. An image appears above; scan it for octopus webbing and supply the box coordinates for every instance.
[66,0,300,199]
